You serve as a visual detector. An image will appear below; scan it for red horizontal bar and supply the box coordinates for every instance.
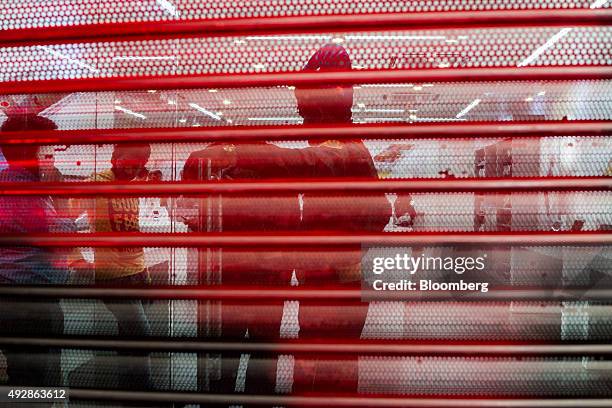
[64,389,612,408]
[1,337,610,355]
[1,9,610,48]
[0,177,609,196]
[0,285,610,302]
[1,121,609,146]
[2,66,610,95]
[0,232,609,247]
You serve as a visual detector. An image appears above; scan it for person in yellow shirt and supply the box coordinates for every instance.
[86,165,146,280]
[71,143,152,390]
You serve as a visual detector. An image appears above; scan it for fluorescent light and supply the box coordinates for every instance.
[115,105,146,120]
[39,46,99,73]
[178,118,187,123]
[167,100,176,105]
[413,86,423,91]
[590,0,608,8]
[248,117,303,122]
[113,56,176,61]
[147,90,157,93]
[456,98,481,118]
[415,117,468,122]
[245,35,332,41]
[364,108,405,113]
[361,118,406,122]
[525,97,534,102]
[222,99,232,105]
[361,84,414,88]
[438,62,451,68]
[346,35,446,40]
[156,0,179,16]
[517,28,572,67]
[537,91,546,96]
[189,103,222,121]
[208,89,218,93]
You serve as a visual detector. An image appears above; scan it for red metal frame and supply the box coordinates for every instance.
[0,177,610,196]
[0,232,609,247]
[0,285,610,302]
[1,9,610,48]
[2,66,611,95]
[0,7,609,406]
[59,390,612,408]
[1,121,610,146]
[0,337,609,355]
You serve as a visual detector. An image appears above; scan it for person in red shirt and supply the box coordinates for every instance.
[180,45,416,286]
[179,45,416,394]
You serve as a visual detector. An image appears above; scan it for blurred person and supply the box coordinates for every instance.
[178,45,417,394]
[70,143,153,390]
[148,169,163,182]
[0,114,74,390]
[180,45,416,286]
[180,44,416,237]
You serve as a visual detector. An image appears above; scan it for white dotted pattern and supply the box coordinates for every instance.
[275,354,295,394]
[0,27,610,82]
[0,1,607,30]
[357,355,610,396]
[279,300,300,338]
[6,81,609,131]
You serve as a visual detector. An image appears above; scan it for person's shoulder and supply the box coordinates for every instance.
[185,143,233,160]
[183,144,239,180]
[89,169,114,182]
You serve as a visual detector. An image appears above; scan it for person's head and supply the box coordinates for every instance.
[294,44,354,124]
[0,114,57,174]
[148,169,163,182]
[110,143,151,181]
